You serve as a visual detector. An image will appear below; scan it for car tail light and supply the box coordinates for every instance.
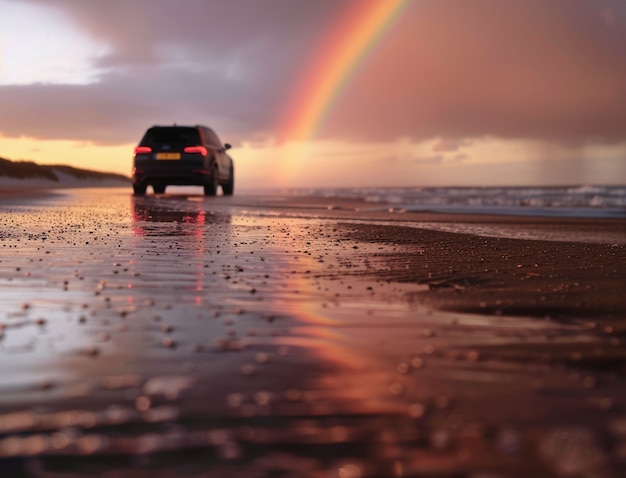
[184,146,208,156]
[134,146,152,154]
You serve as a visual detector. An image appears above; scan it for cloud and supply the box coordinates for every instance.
[0,0,341,143]
[2,0,626,148]
[415,155,445,165]
[0,67,276,144]
[414,153,469,165]
[322,0,626,144]
[45,0,338,71]
[432,138,471,152]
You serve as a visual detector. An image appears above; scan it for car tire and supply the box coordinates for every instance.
[133,185,147,195]
[153,185,166,194]
[204,173,218,196]
[222,168,234,196]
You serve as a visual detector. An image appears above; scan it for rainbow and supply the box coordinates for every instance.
[279,0,409,143]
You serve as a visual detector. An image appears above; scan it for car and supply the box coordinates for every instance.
[132,124,234,196]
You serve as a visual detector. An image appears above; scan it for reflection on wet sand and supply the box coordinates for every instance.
[0,190,421,475]
[1,189,625,477]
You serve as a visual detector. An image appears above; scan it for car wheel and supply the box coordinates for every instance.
[133,185,147,195]
[222,167,234,196]
[204,172,218,196]
[153,185,166,194]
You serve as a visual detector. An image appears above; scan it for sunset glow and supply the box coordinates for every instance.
[1,0,625,188]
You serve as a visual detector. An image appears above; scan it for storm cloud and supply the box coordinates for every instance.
[2,0,626,147]
[323,0,626,144]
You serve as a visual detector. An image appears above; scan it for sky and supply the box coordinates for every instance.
[1,0,625,188]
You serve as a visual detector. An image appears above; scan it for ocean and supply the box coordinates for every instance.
[281,185,626,218]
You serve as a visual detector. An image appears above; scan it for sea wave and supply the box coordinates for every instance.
[282,186,626,218]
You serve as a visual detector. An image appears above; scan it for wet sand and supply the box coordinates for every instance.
[1,188,625,477]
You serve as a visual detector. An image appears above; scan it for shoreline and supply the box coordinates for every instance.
[2,184,625,218]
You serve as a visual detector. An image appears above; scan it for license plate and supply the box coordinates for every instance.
[156,152,181,160]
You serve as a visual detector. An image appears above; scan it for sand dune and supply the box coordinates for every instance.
[0,157,129,193]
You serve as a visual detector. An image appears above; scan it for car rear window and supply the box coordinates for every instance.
[140,127,201,147]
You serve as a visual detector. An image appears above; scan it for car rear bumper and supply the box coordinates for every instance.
[132,160,213,186]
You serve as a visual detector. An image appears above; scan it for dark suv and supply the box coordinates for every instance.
[132,125,234,196]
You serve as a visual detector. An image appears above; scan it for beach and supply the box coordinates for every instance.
[1,188,625,477]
